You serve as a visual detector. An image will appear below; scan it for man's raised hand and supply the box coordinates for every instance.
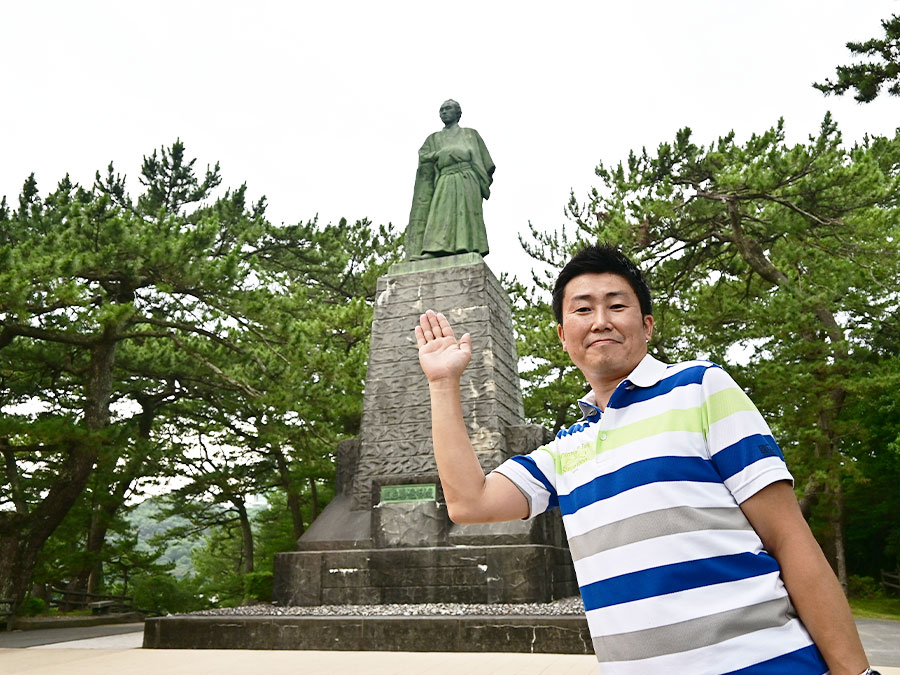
[415,310,472,383]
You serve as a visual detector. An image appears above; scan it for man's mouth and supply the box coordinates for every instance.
[587,338,620,347]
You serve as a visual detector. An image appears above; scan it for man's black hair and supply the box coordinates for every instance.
[552,244,652,324]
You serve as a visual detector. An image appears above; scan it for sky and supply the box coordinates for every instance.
[2,1,898,283]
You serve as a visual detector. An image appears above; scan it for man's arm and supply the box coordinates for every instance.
[415,310,528,524]
[740,481,870,675]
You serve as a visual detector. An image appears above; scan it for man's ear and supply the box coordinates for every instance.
[643,314,655,342]
[557,323,567,352]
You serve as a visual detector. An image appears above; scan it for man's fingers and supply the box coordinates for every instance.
[435,312,456,339]
[418,311,436,340]
[414,325,426,348]
[425,310,448,339]
[418,309,457,341]
[459,332,472,353]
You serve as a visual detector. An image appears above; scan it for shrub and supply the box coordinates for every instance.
[243,570,273,603]
[847,575,884,599]
[131,574,206,615]
[16,597,46,617]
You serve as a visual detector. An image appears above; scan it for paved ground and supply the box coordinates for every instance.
[0,620,898,674]
[858,620,900,670]
[0,623,145,649]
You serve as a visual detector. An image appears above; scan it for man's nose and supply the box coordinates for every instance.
[590,311,612,331]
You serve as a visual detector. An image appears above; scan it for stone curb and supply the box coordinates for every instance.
[143,614,593,654]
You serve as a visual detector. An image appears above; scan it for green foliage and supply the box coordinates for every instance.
[126,499,199,579]
[842,351,900,577]
[1,140,400,609]
[185,487,323,607]
[519,115,900,579]
[189,523,247,607]
[243,571,273,603]
[16,597,46,617]
[815,14,900,102]
[504,275,587,432]
[130,573,207,615]
[847,575,884,600]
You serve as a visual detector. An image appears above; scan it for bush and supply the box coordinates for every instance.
[847,575,884,599]
[243,571,273,603]
[131,573,206,615]
[15,597,46,617]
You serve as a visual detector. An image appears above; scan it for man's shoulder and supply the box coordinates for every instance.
[620,358,741,411]
[633,357,719,389]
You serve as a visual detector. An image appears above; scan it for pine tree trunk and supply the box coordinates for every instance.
[272,448,304,539]
[0,340,116,615]
[833,482,848,594]
[235,501,254,575]
[0,446,98,619]
[309,477,319,521]
[72,456,145,597]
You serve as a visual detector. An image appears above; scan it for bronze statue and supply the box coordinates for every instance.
[405,100,495,260]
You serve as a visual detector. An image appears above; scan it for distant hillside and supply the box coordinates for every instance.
[126,498,204,579]
[126,497,269,579]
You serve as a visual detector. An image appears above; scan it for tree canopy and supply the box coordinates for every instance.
[815,14,900,102]
[517,115,900,586]
[0,141,399,615]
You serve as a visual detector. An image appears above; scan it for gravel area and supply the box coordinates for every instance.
[186,597,585,617]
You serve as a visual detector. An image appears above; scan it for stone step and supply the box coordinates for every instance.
[143,614,592,654]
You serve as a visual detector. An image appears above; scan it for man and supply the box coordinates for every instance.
[415,244,876,674]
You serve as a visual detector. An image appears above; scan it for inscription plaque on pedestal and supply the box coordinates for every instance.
[381,484,436,503]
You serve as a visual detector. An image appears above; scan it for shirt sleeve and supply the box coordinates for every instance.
[701,365,794,504]
[491,445,560,520]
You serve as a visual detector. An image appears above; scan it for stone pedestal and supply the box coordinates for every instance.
[273,254,576,606]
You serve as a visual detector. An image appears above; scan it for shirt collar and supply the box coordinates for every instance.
[576,390,600,418]
[576,354,668,417]
[625,353,669,388]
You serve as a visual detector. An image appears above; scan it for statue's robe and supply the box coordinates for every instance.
[405,127,494,259]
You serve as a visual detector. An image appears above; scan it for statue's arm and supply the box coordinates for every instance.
[405,135,437,259]
[466,129,495,200]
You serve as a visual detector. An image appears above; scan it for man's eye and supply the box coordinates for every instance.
[574,307,590,313]
[610,304,625,310]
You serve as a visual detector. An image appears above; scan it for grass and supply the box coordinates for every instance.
[849,596,900,621]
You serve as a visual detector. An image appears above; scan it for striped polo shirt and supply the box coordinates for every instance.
[493,355,827,674]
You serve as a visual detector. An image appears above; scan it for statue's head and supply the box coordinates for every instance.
[439,99,462,125]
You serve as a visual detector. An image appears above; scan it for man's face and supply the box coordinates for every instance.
[557,273,653,385]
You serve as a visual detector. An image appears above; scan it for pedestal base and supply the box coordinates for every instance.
[272,545,577,606]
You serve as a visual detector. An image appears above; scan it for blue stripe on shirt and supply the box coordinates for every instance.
[510,455,559,510]
[711,433,785,481]
[609,364,711,408]
[581,551,781,611]
[560,456,723,516]
[721,643,827,674]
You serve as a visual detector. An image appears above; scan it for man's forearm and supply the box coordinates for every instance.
[742,483,870,675]
[427,378,490,523]
[778,535,868,675]
[416,309,528,524]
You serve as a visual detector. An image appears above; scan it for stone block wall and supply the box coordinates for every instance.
[352,255,525,510]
